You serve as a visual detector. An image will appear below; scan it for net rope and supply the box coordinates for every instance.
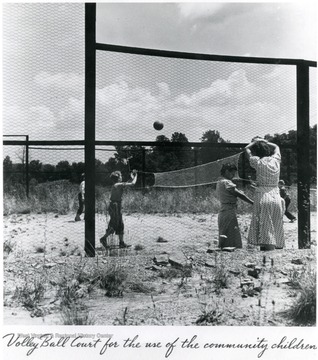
[152,152,242,188]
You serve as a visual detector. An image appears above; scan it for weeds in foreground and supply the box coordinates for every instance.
[195,306,223,325]
[57,278,82,307]
[159,267,183,280]
[98,265,128,297]
[285,267,316,325]
[134,244,144,251]
[13,277,45,310]
[3,239,14,255]
[35,246,45,254]
[129,281,155,294]
[60,304,95,325]
[113,307,128,325]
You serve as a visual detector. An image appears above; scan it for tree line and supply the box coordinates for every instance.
[3,126,317,188]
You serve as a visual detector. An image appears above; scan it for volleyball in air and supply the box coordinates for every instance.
[153,120,164,131]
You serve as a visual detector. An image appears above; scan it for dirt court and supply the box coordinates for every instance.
[3,211,317,326]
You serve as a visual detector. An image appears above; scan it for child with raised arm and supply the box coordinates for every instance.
[100,170,137,249]
[216,163,254,249]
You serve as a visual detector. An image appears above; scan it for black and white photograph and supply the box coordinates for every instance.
[1,1,317,359]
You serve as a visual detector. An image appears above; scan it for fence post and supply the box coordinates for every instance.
[26,135,29,198]
[241,151,246,187]
[142,148,146,188]
[286,150,291,184]
[84,3,96,257]
[194,147,198,185]
[297,62,311,249]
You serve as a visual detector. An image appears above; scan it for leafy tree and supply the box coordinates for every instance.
[29,160,43,182]
[41,164,56,182]
[3,155,12,173]
[56,160,71,180]
[264,125,316,184]
[199,130,234,164]
[3,156,13,184]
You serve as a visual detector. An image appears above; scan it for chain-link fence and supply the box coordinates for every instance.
[3,3,316,253]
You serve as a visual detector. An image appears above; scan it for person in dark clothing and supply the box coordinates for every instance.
[278,180,296,222]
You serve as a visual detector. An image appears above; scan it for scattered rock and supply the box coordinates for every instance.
[169,256,192,270]
[31,263,42,269]
[145,265,162,271]
[206,247,221,253]
[240,278,254,287]
[245,262,257,268]
[221,247,236,252]
[291,258,304,265]
[205,261,216,268]
[253,286,263,293]
[276,278,292,285]
[156,236,168,243]
[229,270,241,276]
[43,263,57,269]
[153,254,169,265]
[248,269,260,279]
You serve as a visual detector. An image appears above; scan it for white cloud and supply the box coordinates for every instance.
[177,3,226,21]
[30,106,56,128]
[97,81,160,124]
[93,68,284,142]
[157,82,171,98]
[175,69,255,107]
[34,72,84,93]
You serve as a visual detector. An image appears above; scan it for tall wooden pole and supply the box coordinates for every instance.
[84,3,96,257]
[26,135,29,198]
[296,62,311,249]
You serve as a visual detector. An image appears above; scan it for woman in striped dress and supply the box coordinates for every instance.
[245,138,284,250]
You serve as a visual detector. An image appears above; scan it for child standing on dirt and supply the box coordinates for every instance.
[75,173,85,221]
[278,180,296,222]
[216,163,254,249]
[100,170,137,249]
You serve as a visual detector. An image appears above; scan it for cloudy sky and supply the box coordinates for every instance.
[2,1,317,163]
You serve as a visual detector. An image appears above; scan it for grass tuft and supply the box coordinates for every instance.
[285,267,316,326]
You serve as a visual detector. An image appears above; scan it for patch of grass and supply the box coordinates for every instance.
[134,244,144,251]
[3,182,257,214]
[159,267,183,280]
[98,265,128,297]
[57,278,81,307]
[213,267,229,289]
[285,267,316,326]
[60,304,95,325]
[13,277,45,310]
[128,281,155,294]
[113,307,128,325]
[195,307,223,325]
[35,246,45,253]
[18,208,31,214]
[3,239,14,255]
